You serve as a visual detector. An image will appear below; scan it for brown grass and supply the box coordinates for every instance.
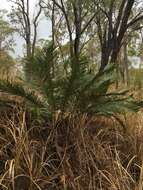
[0,108,143,189]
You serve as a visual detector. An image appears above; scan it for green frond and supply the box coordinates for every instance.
[25,42,57,86]
[86,95,140,116]
[73,63,141,116]
[0,77,48,108]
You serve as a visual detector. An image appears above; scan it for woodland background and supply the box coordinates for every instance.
[0,0,143,189]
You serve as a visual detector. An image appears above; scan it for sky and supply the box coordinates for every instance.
[1,0,51,57]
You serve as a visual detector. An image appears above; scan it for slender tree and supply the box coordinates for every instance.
[41,0,97,77]
[8,0,42,58]
[0,10,15,54]
[94,0,143,72]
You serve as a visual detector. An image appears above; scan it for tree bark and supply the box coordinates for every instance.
[96,0,142,73]
[123,41,130,86]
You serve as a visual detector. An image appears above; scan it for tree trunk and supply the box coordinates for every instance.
[123,42,130,86]
[99,50,110,73]
[26,41,32,58]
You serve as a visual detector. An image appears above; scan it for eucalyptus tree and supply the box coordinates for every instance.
[0,10,16,74]
[0,10,15,54]
[94,0,143,72]
[8,0,42,58]
[41,0,97,75]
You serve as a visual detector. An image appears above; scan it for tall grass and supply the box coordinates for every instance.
[0,108,143,189]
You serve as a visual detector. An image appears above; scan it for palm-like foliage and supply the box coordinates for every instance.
[0,76,47,108]
[74,64,140,116]
[0,42,142,119]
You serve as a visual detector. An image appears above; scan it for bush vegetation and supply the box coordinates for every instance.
[0,42,142,190]
[1,0,143,189]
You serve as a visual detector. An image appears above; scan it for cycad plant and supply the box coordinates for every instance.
[0,42,142,120]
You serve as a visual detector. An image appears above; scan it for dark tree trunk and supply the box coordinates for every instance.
[123,42,130,86]
[96,0,142,73]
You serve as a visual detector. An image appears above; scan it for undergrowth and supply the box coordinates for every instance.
[0,107,142,190]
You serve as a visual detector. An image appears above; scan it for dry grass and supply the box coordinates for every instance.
[0,108,142,189]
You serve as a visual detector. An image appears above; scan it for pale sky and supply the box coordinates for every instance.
[1,0,51,57]
[1,0,11,9]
